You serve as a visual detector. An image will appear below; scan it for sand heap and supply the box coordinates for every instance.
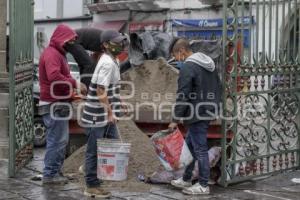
[121,58,179,114]
[63,120,162,192]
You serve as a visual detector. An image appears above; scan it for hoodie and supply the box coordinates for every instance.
[172,52,221,125]
[39,24,78,102]
[185,52,215,72]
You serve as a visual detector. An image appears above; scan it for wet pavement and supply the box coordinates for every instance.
[1,148,300,200]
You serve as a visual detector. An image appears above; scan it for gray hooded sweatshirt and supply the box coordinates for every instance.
[172,52,221,124]
[185,52,215,72]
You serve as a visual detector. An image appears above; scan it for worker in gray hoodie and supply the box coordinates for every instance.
[168,38,221,195]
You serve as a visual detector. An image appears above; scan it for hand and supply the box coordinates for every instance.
[168,122,178,131]
[79,83,87,96]
[108,109,117,124]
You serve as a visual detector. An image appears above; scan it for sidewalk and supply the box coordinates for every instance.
[1,148,300,200]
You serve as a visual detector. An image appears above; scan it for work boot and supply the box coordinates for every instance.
[42,175,69,185]
[171,177,192,189]
[182,183,210,195]
[84,187,111,198]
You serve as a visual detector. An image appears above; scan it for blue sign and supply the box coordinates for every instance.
[177,29,250,48]
[172,17,254,28]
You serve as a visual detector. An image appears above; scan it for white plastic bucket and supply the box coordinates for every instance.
[97,139,131,181]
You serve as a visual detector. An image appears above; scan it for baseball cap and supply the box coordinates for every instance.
[101,30,127,43]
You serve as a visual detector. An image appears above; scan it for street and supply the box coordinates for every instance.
[1,148,300,200]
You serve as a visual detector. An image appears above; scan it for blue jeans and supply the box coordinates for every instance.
[183,120,210,187]
[85,123,119,187]
[43,112,69,178]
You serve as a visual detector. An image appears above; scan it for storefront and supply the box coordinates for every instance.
[172,17,255,48]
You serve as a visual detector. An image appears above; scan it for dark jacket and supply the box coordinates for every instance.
[75,28,103,52]
[172,52,222,125]
[39,24,77,102]
[64,28,103,87]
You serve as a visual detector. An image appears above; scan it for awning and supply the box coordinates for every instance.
[87,0,163,13]
[90,21,126,31]
[129,21,164,33]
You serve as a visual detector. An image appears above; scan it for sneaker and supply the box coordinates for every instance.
[182,183,210,195]
[42,175,69,185]
[171,177,192,189]
[84,187,111,198]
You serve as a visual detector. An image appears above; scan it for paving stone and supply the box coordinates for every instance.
[53,182,82,191]
[150,187,186,200]
[112,191,145,198]
[117,194,171,200]
[0,190,19,199]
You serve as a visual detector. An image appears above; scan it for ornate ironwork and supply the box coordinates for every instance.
[9,0,34,176]
[220,0,300,186]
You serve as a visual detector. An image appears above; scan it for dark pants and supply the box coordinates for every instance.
[85,124,119,187]
[183,120,210,187]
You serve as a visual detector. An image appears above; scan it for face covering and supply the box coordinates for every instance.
[108,42,123,56]
[176,61,185,69]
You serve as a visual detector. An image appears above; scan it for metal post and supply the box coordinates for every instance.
[221,0,229,187]
[8,0,16,177]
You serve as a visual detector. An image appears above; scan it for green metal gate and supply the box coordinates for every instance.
[220,0,300,186]
[8,0,34,177]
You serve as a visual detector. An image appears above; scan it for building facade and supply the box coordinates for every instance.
[33,0,93,60]
[87,0,298,62]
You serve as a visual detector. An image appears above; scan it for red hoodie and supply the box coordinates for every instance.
[39,24,78,102]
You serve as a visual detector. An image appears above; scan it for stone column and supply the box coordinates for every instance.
[0,0,6,73]
[0,0,9,178]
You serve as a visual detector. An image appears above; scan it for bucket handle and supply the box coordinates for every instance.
[104,123,123,142]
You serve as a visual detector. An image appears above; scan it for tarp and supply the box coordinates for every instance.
[128,31,172,66]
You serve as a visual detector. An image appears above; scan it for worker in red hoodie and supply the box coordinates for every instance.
[38,24,87,185]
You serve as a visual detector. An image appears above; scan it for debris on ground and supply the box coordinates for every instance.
[31,174,43,181]
[291,178,300,184]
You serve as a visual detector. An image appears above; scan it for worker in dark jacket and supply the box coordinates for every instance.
[64,28,130,87]
[63,28,103,88]
[168,38,221,195]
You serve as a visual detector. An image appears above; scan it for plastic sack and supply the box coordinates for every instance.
[148,147,222,184]
[151,129,193,171]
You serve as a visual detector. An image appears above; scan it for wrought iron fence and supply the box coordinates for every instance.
[8,0,34,177]
[220,0,300,186]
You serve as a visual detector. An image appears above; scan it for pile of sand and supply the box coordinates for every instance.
[63,120,161,192]
[121,58,179,113]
